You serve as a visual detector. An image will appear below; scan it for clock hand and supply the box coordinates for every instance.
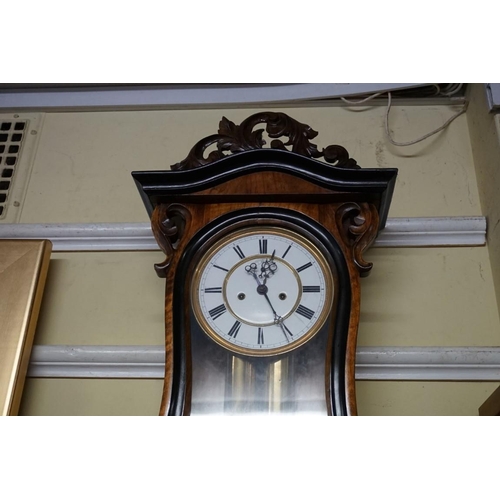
[260,250,278,284]
[246,262,291,342]
[246,263,263,286]
[261,291,279,317]
[263,293,292,342]
[258,283,292,343]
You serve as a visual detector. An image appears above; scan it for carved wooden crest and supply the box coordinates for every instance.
[171,112,359,170]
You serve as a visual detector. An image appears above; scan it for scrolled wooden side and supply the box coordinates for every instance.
[151,204,191,278]
[336,202,380,277]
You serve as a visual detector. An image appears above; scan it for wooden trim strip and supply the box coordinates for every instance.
[28,345,500,381]
[0,217,487,251]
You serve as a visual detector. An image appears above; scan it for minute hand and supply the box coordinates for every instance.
[261,292,292,343]
[247,268,291,342]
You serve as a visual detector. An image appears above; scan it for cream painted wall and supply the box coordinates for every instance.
[467,84,500,316]
[356,381,500,416]
[20,379,164,416]
[31,248,500,348]
[19,105,479,224]
[360,247,499,347]
[33,252,165,346]
[11,101,500,416]
[19,379,500,416]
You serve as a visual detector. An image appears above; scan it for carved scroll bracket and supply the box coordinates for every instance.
[336,202,380,277]
[171,112,359,170]
[151,204,192,278]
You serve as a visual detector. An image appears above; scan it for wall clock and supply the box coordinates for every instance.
[132,112,397,416]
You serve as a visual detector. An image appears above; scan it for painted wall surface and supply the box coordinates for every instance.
[19,105,480,224]
[9,101,499,416]
[31,248,499,348]
[467,84,500,315]
[19,379,500,417]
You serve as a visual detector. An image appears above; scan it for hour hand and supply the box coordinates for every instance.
[245,262,258,274]
[260,251,278,281]
[245,262,262,285]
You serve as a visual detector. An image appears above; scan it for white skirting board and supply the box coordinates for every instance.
[0,217,487,251]
[28,345,500,381]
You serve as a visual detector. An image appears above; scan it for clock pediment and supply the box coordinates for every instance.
[133,148,397,230]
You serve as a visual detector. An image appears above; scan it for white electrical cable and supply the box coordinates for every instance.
[428,83,441,96]
[339,84,467,147]
[340,92,384,105]
[384,91,468,147]
[440,83,464,96]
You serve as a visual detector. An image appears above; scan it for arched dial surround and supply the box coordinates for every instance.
[191,227,334,356]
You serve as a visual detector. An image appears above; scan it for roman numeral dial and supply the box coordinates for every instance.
[192,226,334,357]
[233,245,245,259]
[228,321,241,338]
[259,239,268,254]
[296,304,315,320]
[257,327,264,345]
[208,304,227,320]
[296,262,313,273]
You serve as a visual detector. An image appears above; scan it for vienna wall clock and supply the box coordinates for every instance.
[132,112,397,416]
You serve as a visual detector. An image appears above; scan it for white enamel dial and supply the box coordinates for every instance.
[191,227,334,356]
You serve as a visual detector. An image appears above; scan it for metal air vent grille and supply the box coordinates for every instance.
[0,113,42,223]
[0,120,27,219]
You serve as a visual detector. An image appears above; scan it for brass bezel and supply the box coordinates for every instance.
[191,226,334,357]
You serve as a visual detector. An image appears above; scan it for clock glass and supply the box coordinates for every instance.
[187,225,337,416]
[191,227,334,357]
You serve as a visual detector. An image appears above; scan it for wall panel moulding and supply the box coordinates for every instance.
[0,217,486,251]
[28,345,500,382]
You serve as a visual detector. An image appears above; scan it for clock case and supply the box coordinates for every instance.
[132,112,397,416]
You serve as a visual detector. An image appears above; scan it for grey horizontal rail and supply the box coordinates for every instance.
[28,345,500,381]
[0,217,486,251]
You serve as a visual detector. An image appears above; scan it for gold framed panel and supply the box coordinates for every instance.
[0,239,52,416]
